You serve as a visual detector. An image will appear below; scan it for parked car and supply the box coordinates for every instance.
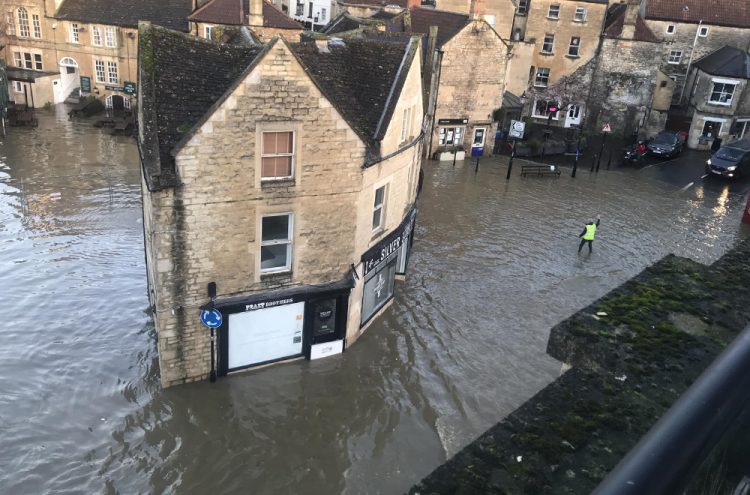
[646,131,685,158]
[706,138,750,179]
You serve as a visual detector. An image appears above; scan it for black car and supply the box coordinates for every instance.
[706,138,750,179]
[646,131,685,158]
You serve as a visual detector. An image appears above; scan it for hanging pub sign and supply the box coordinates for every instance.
[123,81,137,95]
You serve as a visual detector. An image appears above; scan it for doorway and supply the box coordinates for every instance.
[57,57,79,103]
[565,104,582,128]
[105,94,125,111]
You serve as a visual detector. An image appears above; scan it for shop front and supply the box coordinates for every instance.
[434,118,468,161]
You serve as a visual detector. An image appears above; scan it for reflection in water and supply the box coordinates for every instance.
[0,111,747,494]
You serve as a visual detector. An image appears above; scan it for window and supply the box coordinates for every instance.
[23,52,32,69]
[13,51,22,67]
[308,2,313,18]
[261,131,294,179]
[534,67,550,87]
[70,23,80,43]
[400,107,412,143]
[668,50,682,64]
[204,25,213,39]
[95,59,106,83]
[698,26,708,37]
[517,0,528,15]
[548,4,560,19]
[17,7,30,37]
[709,82,736,105]
[574,6,587,21]
[568,36,580,57]
[483,14,496,26]
[666,24,675,34]
[320,8,326,21]
[260,214,293,272]
[32,14,41,38]
[34,53,42,70]
[296,1,304,16]
[13,81,23,93]
[438,126,463,146]
[107,61,118,83]
[532,99,560,119]
[105,26,116,47]
[702,120,722,137]
[542,34,554,53]
[6,12,16,36]
[92,26,102,46]
[361,254,397,325]
[372,185,387,232]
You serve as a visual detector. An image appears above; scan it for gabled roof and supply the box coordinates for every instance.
[189,0,303,29]
[322,13,371,34]
[604,3,659,42]
[693,45,750,79]
[408,7,469,47]
[55,0,192,31]
[339,0,407,7]
[644,0,750,29]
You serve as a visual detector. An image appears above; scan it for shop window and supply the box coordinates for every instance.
[17,7,30,38]
[534,67,550,87]
[666,24,675,34]
[361,254,397,325]
[667,50,682,64]
[574,7,587,21]
[568,36,580,57]
[548,4,560,19]
[542,34,554,54]
[709,82,736,106]
[532,99,560,120]
[261,131,294,179]
[70,23,80,43]
[105,26,117,47]
[698,26,708,37]
[107,61,118,83]
[372,185,387,232]
[32,14,41,38]
[95,59,106,83]
[517,0,528,15]
[92,26,102,46]
[261,214,293,272]
[438,126,463,146]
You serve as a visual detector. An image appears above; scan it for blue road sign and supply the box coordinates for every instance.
[200,308,223,329]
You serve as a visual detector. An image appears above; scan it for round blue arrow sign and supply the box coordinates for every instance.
[200,308,223,329]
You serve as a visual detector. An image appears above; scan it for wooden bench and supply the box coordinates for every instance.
[521,164,561,177]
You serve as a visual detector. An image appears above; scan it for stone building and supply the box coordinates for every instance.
[683,45,750,149]
[1,0,192,108]
[138,23,424,387]
[433,0,516,39]
[189,0,304,43]
[640,0,750,105]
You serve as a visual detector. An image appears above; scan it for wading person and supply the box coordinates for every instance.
[578,215,601,254]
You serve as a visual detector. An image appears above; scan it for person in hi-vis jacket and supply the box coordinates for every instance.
[578,215,601,254]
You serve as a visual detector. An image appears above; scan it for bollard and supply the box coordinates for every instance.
[606,150,613,170]
[590,154,597,172]
[506,140,516,180]
[475,157,480,173]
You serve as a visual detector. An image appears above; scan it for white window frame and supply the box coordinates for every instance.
[320,8,327,21]
[105,26,116,47]
[372,185,387,233]
[13,51,22,68]
[708,79,738,106]
[92,26,102,46]
[698,26,708,37]
[547,4,560,19]
[568,36,581,57]
[574,7,587,21]
[534,67,550,87]
[261,131,295,181]
[70,23,80,43]
[532,98,560,120]
[107,61,118,84]
[22,52,33,69]
[204,25,213,39]
[517,0,528,15]
[34,53,42,70]
[31,14,41,39]
[260,213,293,273]
[94,59,106,83]
[17,7,30,37]
[438,126,464,146]
[542,34,554,54]
[13,81,23,93]
[400,106,412,143]
[666,24,675,34]
[668,50,682,64]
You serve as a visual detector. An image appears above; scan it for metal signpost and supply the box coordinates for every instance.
[595,122,612,173]
[200,297,222,382]
[506,120,525,180]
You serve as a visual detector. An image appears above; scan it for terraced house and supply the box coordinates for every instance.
[189,0,304,43]
[138,23,424,386]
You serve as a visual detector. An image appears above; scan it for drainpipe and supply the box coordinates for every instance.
[679,20,702,105]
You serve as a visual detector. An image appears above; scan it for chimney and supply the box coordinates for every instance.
[248,0,263,27]
[404,8,412,31]
[621,0,640,39]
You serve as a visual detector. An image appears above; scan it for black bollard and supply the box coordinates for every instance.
[590,153,597,172]
[506,140,516,180]
[475,157,480,173]
[452,146,457,167]
[606,150,613,170]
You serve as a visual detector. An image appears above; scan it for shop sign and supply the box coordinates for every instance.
[362,206,417,277]
[245,297,295,311]
[123,81,137,95]
[80,76,91,93]
[438,118,469,125]
[104,85,124,92]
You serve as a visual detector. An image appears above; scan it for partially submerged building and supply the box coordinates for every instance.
[138,23,423,386]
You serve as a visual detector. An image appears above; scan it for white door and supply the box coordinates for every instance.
[565,104,582,128]
[58,57,79,101]
[227,302,305,370]
[52,79,64,104]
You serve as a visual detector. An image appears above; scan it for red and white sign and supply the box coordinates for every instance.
[602,123,612,133]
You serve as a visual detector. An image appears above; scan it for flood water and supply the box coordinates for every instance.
[0,110,747,494]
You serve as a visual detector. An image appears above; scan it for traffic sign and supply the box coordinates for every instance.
[602,123,612,133]
[509,120,525,139]
[200,308,223,329]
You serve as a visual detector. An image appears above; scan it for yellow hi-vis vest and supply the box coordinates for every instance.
[583,224,596,241]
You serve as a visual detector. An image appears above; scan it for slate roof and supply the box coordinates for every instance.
[604,4,659,42]
[189,0,303,29]
[693,45,750,79]
[55,0,192,31]
[408,7,469,47]
[644,0,750,29]
[322,13,367,34]
[339,0,407,7]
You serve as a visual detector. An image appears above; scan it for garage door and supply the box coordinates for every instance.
[227,302,305,370]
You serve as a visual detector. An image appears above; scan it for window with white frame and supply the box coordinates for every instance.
[535,67,550,87]
[6,13,16,36]
[204,25,213,39]
[709,82,736,105]
[105,26,116,47]
[261,131,294,179]
[568,36,581,56]
[13,81,23,93]
[666,24,675,34]
[321,8,327,21]
[548,4,560,19]
[23,53,32,69]
[372,185,387,232]
[32,14,41,38]
[17,7,30,37]
[542,34,554,53]
[92,26,102,46]
[70,23,80,43]
[532,99,560,119]
[574,6,587,21]
[438,126,463,146]
[107,61,118,83]
[517,0,528,15]
[34,53,42,70]
[698,26,708,37]
[260,214,293,272]
[296,1,304,16]
[668,50,682,64]
[95,59,106,83]
[13,51,22,67]
[400,106,413,143]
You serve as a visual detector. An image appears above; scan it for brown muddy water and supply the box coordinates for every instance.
[0,110,747,494]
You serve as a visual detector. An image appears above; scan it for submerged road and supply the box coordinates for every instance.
[0,110,747,493]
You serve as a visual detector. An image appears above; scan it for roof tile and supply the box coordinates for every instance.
[189,0,303,29]
[56,0,192,31]
[645,0,750,28]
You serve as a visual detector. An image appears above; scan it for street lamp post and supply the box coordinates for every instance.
[571,123,583,178]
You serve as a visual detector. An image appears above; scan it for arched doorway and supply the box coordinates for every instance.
[105,94,125,111]
[56,57,79,104]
